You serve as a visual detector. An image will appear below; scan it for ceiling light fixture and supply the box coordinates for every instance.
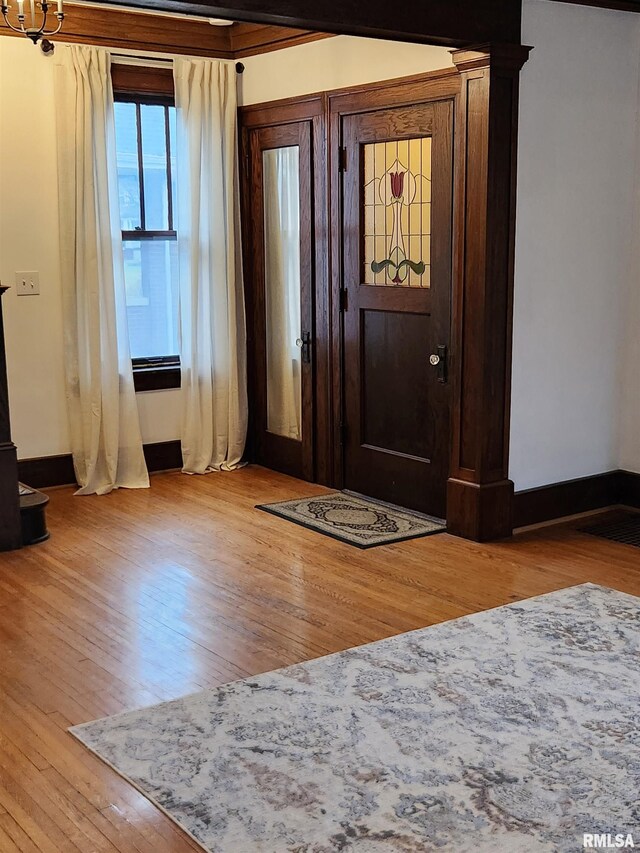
[1,0,64,45]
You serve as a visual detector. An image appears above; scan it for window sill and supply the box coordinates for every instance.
[133,365,181,393]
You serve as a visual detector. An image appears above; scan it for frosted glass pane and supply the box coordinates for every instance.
[263,147,302,441]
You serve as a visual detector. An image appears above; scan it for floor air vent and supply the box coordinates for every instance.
[579,512,640,548]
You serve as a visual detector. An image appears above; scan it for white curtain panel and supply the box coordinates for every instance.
[173,58,248,474]
[263,147,302,440]
[54,45,149,495]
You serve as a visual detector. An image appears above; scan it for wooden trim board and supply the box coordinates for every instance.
[0,5,332,59]
[95,0,522,47]
[18,441,183,489]
[17,450,640,532]
[514,470,640,528]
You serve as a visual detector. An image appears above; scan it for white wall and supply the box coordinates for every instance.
[0,36,182,459]
[619,67,640,474]
[239,35,453,106]
[510,0,640,489]
[0,39,70,458]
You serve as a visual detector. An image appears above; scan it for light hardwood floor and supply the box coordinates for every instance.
[0,466,638,852]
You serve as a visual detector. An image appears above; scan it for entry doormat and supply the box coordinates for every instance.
[69,584,639,853]
[256,491,446,547]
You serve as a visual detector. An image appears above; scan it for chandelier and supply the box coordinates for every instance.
[1,0,64,47]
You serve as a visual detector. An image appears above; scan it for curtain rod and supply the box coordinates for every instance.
[110,53,244,73]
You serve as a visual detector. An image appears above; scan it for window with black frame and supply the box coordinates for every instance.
[113,82,180,391]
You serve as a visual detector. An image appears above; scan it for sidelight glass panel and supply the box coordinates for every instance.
[363,137,432,287]
[263,146,302,440]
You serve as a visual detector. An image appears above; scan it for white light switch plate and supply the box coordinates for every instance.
[15,271,40,296]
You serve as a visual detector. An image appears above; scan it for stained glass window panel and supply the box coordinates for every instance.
[363,137,432,287]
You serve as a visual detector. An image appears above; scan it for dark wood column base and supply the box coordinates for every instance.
[447,477,514,541]
[0,442,22,552]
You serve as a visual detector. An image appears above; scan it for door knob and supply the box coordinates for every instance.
[430,345,447,383]
[297,331,312,364]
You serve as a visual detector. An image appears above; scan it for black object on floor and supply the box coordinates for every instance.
[579,512,640,548]
[20,483,50,545]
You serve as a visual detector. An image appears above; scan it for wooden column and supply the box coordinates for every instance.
[448,44,531,541]
[0,287,22,552]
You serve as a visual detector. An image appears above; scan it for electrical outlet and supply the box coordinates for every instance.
[15,271,40,296]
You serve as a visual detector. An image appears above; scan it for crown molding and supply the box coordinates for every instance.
[0,3,333,58]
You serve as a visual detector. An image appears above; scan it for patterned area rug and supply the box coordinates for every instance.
[70,584,639,853]
[256,491,446,547]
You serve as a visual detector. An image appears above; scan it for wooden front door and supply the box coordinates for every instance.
[341,100,453,517]
[248,121,315,480]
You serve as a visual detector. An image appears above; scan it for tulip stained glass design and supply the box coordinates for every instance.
[363,138,432,287]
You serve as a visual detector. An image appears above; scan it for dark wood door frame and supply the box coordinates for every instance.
[241,44,531,540]
[240,96,332,484]
[246,120,315,480]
